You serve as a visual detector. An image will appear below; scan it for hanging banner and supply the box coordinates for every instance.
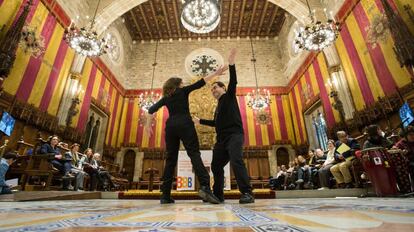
[177,150,231,191]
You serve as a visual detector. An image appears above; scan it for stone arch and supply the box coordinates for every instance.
[123,149,137,182]
[276,147,290,167]
[94,0,310,35]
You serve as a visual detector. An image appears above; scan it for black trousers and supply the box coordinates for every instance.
[161,122,210,194]
[212,133,252,199]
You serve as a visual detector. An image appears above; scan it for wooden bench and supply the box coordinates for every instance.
[101,160,129,191]
[21,154,56,191]
[5,138,34,186]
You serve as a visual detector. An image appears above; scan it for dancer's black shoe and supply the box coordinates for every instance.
[199,186,220,204]
[239,193,255,204]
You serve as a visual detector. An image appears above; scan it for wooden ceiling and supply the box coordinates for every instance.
[123,0,287,41]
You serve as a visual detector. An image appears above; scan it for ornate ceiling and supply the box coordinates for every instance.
[123,0,287,41]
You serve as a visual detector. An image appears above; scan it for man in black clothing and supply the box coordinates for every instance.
[194,49,254,204]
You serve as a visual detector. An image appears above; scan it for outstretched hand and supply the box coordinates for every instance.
[228,48,237,65]
[144,113,154,137]
[204,65,228,82]
[193,116,200,125]
[214,65,229,76]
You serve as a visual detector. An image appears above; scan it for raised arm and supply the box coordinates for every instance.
[148,97,165,114]
[182,78,206,95]
[203,65,229,83]
[227,65,237,95]
[182,65,229,95]
[227,49,237,95]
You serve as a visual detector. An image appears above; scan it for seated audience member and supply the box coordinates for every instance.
[318,140,336,190]
[80,148,99,191]
[65,143,86,191]
[306,148,326,188]
[283,161,296,190]
[39,135,72,190]
[394,126,414,189]
[330,131,360,188]
[295,155,307,189]
[91,153,114,191]
[0,152,18,195]
[306,150,315,161]
[119,168,128,179]
[270,165,287,190]
[363,124,393,149]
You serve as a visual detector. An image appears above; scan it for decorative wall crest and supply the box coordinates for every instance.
[20,25,45,58]
[365,13,390,49]
[255,110,271,125]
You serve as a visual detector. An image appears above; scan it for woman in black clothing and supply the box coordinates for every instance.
[146,65,228,204]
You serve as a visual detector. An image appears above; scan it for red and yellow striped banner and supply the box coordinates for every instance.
[0,0,124,147]
[120,94,294,148]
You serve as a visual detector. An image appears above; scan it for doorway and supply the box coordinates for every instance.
[276,147,290,167]
[123,150,136,182]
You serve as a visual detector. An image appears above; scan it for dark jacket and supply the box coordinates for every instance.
[335,138,360,161]
[39,143,60,155]
[148,78,206,125]
[199,65,244,141]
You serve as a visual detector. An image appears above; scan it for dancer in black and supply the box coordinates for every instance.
[194,49,254,204]
[147,66,228,204]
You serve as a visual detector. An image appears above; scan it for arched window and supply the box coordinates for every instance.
[312,111,328,150]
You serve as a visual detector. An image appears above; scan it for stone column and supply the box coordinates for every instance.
[268,147,277,177]
[56,54,86,126]
[134,151,144,182]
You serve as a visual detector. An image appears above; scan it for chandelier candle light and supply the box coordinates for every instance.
[64,0,109,57]
[294,0,341,52]
[181,0,221,34]
[246,38,271,111]
[138,40,161,112]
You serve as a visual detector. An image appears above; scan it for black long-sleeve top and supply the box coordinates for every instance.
[148,78,206,125]
[199,65,243,141]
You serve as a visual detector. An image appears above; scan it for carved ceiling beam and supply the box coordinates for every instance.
[227,0,234,37]
[129,11,144,40]
[149,0,163,39]
[171,0,182,38]
[160,0,172,38]
[237,0,247,35]
[247,0,259,36]
[138,4,154,38]
[266,5,279,35]
[257,1,269,36]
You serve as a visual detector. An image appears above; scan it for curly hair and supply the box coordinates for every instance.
[162,77,182,97]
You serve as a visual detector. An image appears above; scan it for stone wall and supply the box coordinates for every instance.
[127,38,287,89]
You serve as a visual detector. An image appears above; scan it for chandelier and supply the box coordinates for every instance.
[181,0,221,34]
[138,40,161,112]
[294,0,340,51]
[64,0,108,57]
[246,38,271,111]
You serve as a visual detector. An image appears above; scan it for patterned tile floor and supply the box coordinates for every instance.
[0,198,413,231]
